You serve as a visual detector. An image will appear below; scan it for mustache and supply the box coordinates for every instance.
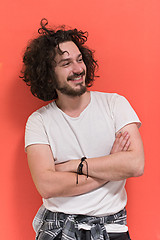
[67,70,85,81]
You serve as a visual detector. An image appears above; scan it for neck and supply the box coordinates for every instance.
[55,91,91,117]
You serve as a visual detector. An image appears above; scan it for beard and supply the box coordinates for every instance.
[56,82,87,97]
[55,70,87,97]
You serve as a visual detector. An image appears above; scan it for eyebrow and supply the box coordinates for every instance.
[57,53,82,65]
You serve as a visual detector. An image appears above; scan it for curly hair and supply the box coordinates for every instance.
[20,18,99,101]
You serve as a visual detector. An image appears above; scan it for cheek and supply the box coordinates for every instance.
[55,69,68,80]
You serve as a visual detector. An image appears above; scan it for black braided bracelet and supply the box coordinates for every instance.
[76,157,88,184]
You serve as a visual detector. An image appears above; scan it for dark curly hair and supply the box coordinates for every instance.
[20,18,99,101]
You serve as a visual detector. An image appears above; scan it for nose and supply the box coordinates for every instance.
[72,62,83,74]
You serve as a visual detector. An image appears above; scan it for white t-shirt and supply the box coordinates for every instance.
[25,91,141,232]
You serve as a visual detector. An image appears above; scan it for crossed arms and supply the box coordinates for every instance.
[26,123,144,199]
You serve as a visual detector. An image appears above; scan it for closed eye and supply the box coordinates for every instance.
[62,61,71,67]
[77,56,84,63]
[78,58,83,62]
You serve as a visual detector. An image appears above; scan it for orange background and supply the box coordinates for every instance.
[0,0,160,239]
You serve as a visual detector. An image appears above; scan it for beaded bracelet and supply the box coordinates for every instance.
[76,157,88,184]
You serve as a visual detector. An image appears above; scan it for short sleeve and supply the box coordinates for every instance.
[111,94,141,132]
[25,112,49,150]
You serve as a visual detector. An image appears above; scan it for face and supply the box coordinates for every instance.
[54,41,87,97]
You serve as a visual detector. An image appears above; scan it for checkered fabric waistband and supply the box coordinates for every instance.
[33,205,127,240]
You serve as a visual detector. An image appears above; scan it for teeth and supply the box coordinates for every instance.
[73,77,82,81]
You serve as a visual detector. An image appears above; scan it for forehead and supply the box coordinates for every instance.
[55,41,81,62]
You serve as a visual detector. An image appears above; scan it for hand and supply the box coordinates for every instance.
[110,131,130,154]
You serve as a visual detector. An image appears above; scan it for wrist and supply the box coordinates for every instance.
[76,157,88,184]
[69,159,80,172]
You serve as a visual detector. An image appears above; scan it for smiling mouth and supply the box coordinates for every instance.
[70,76,83,82]
[67,70,85,81]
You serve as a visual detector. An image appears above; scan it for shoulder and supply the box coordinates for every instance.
[91,91,122,99]
[91,91,126,106]
[91,91,137,116]
[27,101,56,122]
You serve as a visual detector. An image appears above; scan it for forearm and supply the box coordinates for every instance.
[81,150,144,181]
[27,144,107,199]
[58,151,143,182]
[84,125,144,181]
[35,170,106,199]
[58,124,144,181]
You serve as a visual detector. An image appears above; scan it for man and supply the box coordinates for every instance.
[21,19,144,240]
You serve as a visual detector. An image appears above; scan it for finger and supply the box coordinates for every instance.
[121,132,130,151]
[121,131,129,138]
[118,132,130,150]
[110,131,130,154]
[123,139,131,151]
[110,137,120,154]
[115,131,122,138]
[111,133,121,153]
[114,132,123,145]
